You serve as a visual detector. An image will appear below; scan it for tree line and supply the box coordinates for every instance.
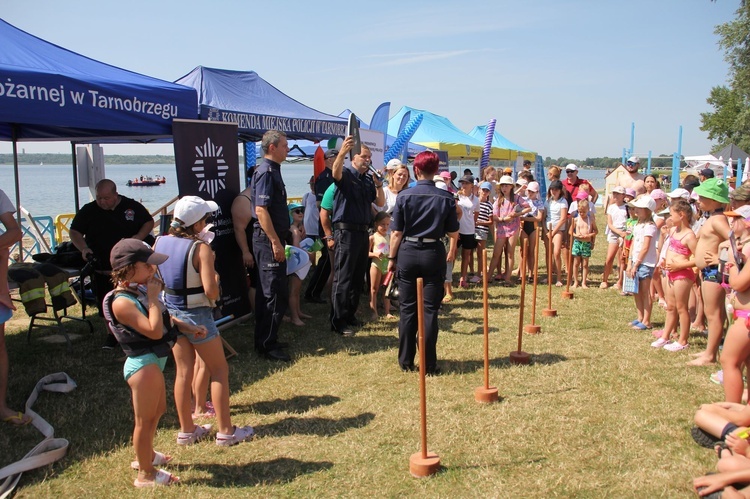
[543,156,679,169]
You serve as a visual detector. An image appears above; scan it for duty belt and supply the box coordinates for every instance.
[404,236,438,243]
[334,223,369,232]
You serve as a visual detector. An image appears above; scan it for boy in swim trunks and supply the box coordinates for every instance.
[571,199,598,288]
[688,178,731,367]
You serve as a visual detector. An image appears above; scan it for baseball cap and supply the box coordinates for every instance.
[503,167,513,174]
[324,149,339,159]
[386,158,404,170]
[565,163,578,172]
[439,171,452,179]
[627,156,640,164]
[527,181,540,192]
[459,175,474,184]
[523,160,531,166]
[173,195,219,227]
[667,188,690,200]
[628,194,656,212]
[288,202,303,212]
[480,181,492,190]
[725,205,750,220]
[612,186,626,195]
[693,178,730,204]
[499,175,514,185]
[699,168,715,179]
[682,178,701,190]
[574,190,588,201]
[110,238,168,271]
[625,188,636,198]
[650,188,666,200]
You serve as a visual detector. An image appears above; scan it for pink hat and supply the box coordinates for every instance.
[439,171,451,179]
[625,188,636,198]
[650,188,666,200]
[574,190,588,201]
[527,181,540,192]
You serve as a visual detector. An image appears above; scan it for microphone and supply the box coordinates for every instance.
[368,163,384,180]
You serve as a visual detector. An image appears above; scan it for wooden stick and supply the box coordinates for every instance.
[547,229,553,308]
[530,226,540,323]
[482,249,490,389]
[565,221,574,293]
[517,239,528,352]
[417,277,427,459]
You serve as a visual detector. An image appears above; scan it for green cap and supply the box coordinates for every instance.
[693,178,729,204]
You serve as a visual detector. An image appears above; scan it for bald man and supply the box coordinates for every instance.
[70,179,153,345]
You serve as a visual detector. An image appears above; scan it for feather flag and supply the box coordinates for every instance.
[313,145,325,180]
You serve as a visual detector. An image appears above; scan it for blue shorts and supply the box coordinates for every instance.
[169,307,220,345]
[123,353,167,381]
[636,264,654,280]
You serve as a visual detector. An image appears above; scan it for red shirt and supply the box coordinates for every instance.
[562,177,592,199]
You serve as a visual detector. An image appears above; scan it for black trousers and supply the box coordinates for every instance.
[305,247,331,299]
[397,241,446,370]
[93,270,114,317]
[252,229,288,352]
[330,229,368,332]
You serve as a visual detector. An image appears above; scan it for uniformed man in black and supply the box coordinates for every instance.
[250,130,291,362]
[330,137,385,336]
[304,148,338,304]
[388,151,459,374]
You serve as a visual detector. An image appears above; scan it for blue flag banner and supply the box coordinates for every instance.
[369,102,390,136]
[436,151,449,173]
[535,155,546,195]
[244,141,256,187]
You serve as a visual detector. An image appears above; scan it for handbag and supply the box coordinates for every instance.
[385,276,399,300]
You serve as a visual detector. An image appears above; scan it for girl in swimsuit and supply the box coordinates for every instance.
[719,208,750,403]
[652,200,697,351]
[368,212,393,321]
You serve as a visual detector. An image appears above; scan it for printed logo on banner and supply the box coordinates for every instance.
[206,107,221,122]
[192,137,229,198]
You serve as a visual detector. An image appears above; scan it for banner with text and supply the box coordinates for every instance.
[360,129,385,174]
[172,119,250,319]
[201,105,347,140]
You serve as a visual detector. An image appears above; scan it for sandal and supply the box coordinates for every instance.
[1,411,32,426]
[632,322,652,330]
[131,450,172,470]
[651,338,669,348]
[216,425,255,447]
[663,341,689,352]
[133,468,179,488]
[176,423,212,445]
[192,404,216,420]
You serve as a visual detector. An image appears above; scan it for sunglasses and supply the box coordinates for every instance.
[566,170,576,174]
[292,209,304,214]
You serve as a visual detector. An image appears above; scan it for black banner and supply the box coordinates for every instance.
[172,119,250,319]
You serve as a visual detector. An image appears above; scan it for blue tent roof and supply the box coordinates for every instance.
[468,125,530,152]
[0,18,198,142]
[387,106,483,148]
[175,66,347,142]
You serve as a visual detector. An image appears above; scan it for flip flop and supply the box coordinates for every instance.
[131,450,173,470]
[630,319,640,326]
[632,321,652,330]
[2,411,31,426]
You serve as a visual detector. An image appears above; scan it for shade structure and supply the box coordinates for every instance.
[175,66,347,142]
[467,125,535,161]
[0,18,197,142]
[387,106,513,160]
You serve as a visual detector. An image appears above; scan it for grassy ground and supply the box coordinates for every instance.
[0,214,723,498]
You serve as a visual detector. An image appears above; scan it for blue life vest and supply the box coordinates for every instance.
[153,236,212,310]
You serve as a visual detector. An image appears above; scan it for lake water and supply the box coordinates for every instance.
[0,163,608,217]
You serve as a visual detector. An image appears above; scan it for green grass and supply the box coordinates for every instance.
[0,216,722,497]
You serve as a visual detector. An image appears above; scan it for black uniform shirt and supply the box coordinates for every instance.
[251,158,289,238]
[332,165,376,226]
[390,179,459,238]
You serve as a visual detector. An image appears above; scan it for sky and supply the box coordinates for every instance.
[0,0,741,159]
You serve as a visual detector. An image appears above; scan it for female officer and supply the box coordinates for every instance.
[387,152,459,374]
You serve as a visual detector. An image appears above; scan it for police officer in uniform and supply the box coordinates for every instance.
[388,151,459,374]
[250,130,291,362]
[330,137,385,336]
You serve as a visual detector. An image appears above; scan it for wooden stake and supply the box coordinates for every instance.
[410,278,441,477]
[525,224,542,334]
[562,220,574,299]
[510,239,530,365]
[475,249,499,403]
[542,227,557,317]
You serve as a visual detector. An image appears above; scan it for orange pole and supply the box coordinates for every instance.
[547,229,553,309]
[565,221,574,293]
[530,225,540,324]
[417,277,427,459]
[482,249,490,389]
[517,239,527,352]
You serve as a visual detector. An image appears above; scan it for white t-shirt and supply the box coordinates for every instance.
[377,187,399,215]
[606,203,628,235]
[631,222,658,267]
[457,194,479,235]
[569,200,596,217]
[302,191,319,237]
[0,189,14,236]
[545,197,568,230]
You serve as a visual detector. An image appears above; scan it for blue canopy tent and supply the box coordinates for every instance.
[0,18,198,217]
[175,66,347,142]
[467,125,535,160]
[387,106,513,160]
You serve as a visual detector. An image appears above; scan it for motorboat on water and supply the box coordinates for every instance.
[126,175,167,187]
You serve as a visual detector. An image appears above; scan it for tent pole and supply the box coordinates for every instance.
[71,142,80,212]
[11,125,22,259]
